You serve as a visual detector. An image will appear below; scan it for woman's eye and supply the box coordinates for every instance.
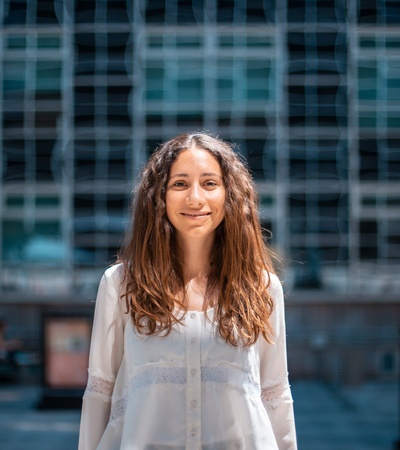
[204,180,217,187]
[172,181,186,187]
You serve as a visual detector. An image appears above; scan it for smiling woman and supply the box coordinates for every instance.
[78,132,297,450]
[166,147,226,246]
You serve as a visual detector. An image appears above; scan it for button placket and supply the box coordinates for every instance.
[185,311,201,449]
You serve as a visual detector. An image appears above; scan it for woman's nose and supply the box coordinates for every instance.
[186,184,204,206]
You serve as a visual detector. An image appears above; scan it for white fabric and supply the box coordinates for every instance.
[78,264,297,450]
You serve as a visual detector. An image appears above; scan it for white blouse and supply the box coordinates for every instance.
[78,264,297,450]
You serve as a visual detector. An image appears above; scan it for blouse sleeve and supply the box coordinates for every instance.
[78,265,125,450]
[259,273,297,450]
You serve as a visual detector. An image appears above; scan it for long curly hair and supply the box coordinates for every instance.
[118,132,277,346]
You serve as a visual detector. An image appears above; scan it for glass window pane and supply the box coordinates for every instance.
[3,60,25,92]
[36,61,62,92]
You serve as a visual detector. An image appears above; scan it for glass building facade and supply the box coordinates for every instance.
[1,0,400,300]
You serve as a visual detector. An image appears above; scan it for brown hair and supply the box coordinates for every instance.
[118,132,276,346]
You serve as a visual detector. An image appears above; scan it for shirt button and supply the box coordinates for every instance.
[190,313,196,319]
[191,337,197,344]
[190,429,197,437]
[191,400,198,408]
[191,368,197,376]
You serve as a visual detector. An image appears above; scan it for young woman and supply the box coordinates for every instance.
[78,132,297,450]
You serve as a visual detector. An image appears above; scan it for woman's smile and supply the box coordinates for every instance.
[180,211,212,218]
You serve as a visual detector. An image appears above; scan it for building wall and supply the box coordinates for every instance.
[0,1,399,381]
[286,297,399,383]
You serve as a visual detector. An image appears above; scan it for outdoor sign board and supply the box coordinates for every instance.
[39,313,92,408]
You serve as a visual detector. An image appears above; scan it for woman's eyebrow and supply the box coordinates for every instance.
[169,173,189,179]
[201,172,223,178]
[169,172,222,179]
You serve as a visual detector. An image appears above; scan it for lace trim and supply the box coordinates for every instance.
[87,366,292,424]
[132,365,187,390]
[108,361,259,427]
[110,395,127,423]
[201,364,227,383]
[83,368,115,402]
[201,361,258,397]
[261,376,293,409]
[108,365,187,426]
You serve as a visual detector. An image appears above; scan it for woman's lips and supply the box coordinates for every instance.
[181,212,211,218]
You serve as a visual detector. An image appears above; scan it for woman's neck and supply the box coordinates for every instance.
[178,236,214,282]
[176,236,216,311]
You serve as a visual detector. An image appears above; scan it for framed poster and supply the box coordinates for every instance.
[43,316,91,388]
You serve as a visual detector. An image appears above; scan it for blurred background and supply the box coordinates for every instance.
[0,0,399,449]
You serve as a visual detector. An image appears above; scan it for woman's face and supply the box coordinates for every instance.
[166,146,226,244]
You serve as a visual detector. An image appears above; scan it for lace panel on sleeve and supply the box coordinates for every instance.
[83,368,115,403]
[261,375,293,410]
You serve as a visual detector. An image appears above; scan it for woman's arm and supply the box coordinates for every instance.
[78,265,125,450]
[259,273,297,450]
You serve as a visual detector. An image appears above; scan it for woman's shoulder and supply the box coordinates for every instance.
[102,263,125,290]
[263,270,284,301]
[263,270,282,289]
[104,262,124,278]
[97,264,127,313]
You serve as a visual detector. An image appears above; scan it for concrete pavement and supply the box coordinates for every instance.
[0,380,398,449]
[0,385,79,450]
[292,381,398,450]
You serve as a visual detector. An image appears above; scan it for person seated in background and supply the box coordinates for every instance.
[0,318,22,381]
